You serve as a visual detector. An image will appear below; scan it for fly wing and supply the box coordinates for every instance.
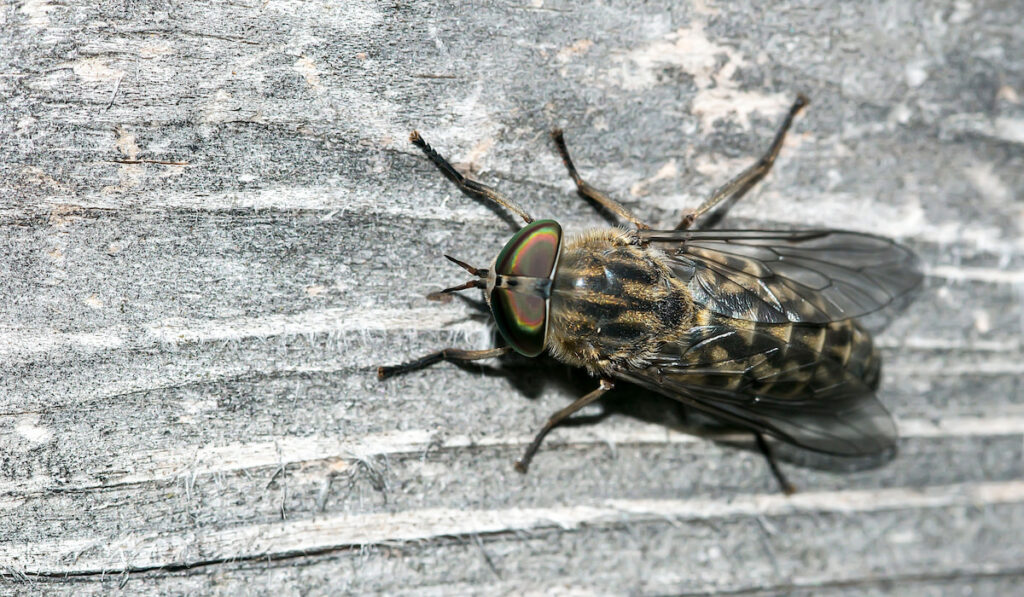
[638,229,922,330]
[613,323,898,456]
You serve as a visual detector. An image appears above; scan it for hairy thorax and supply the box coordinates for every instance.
[547,229,694,375]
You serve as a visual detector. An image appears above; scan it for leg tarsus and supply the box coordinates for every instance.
[756,432,796,495]
[515,378,615,473]
[551,129,649,230]
[377,346,511,380]
[677,212,696,231]
[676,94,809,230]
[410,131,534,224]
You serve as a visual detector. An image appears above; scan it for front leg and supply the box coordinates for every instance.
[410,131,534,224]
[378,347,512,380]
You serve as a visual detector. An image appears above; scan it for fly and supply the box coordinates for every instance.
[377,95,922,493]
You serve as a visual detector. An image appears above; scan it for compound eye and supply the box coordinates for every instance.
[491,291,547,356]
[494,219,562,279]
[490,220,562,357]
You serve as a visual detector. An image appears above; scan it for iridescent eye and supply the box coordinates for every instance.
[490,220,562,357]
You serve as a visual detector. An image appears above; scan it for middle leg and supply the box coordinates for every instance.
[515,378,615,473]
[551,129,650,230]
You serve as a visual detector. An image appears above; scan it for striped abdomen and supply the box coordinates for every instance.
[650,308,881,400]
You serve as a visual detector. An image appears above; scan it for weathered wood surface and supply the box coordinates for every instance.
[2,0,1023,593]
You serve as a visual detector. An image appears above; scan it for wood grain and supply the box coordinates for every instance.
[2,0,1023,593]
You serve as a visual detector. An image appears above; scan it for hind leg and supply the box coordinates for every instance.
[756,432,797,495]
[677,94,809,230]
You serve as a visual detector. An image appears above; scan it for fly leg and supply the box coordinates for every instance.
[515,378,615,473]
[677,94,809,230]
[410,131,534,224]
[756,432,797,495]
[377,347,512,380]
[551,129,650,230]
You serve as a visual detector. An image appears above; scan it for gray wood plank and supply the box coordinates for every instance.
[2,0,1022,593]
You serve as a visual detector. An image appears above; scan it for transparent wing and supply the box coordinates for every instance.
[639,229,923,330]
[613,323,897,456]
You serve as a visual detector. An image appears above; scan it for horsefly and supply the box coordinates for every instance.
[378,95,921,493]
